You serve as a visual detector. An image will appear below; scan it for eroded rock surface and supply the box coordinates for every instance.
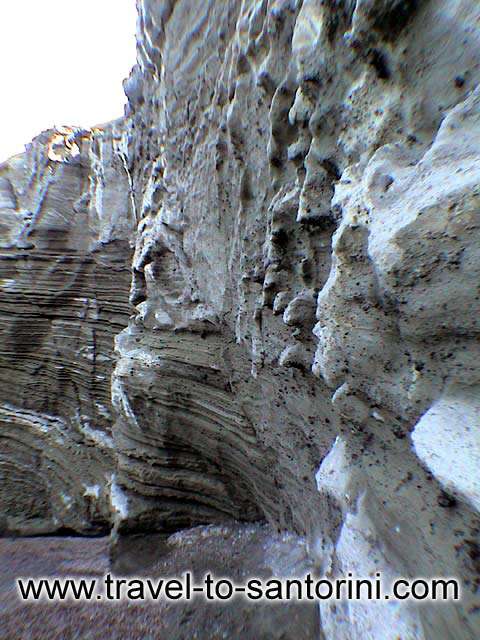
[0,123,135,534]
[1,1,480,639]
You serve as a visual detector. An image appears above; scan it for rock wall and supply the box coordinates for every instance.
[0,123,135,533]
[1,1,480,638]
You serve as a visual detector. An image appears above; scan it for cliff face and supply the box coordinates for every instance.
[1,1,480,638]
[0,123,135,533]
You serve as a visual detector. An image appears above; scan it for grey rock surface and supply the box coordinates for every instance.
[1,1,480,638]
[0,123,135,534]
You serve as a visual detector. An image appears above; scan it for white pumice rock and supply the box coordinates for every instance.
[1,1,480,637]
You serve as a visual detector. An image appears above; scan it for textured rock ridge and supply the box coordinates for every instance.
[0,123,135,533]
[1,1,480,639]
[115,1,480,637]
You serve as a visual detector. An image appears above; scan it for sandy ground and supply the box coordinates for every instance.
[0,523,319,640]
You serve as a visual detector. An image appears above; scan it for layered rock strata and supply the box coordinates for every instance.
[116,1,480,637]
[0,123,135,533]
[1,1,480,638]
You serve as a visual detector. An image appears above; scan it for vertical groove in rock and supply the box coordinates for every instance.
[113,2,480,637]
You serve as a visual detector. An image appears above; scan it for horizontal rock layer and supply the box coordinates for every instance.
[0,123,135,533]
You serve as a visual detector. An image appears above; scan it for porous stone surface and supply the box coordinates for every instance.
[1,1,480,638]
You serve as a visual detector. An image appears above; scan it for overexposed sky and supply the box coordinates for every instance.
[0,0,137,162]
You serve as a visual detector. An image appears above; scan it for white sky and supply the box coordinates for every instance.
[0,0,137,162]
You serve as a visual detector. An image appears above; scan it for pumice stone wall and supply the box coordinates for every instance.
[1,1,479,638]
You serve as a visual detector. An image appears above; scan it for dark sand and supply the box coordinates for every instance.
[0,523,318,640]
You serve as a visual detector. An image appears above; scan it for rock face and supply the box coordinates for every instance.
[1,1,480,638]
[0,123,135,533]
